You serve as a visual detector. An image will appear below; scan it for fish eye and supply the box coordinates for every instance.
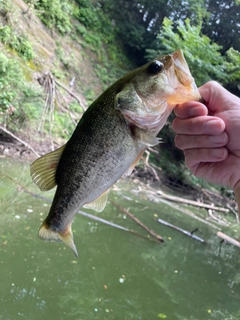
[147,60,164,75]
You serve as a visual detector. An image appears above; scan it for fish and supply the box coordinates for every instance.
[30,49,201,257]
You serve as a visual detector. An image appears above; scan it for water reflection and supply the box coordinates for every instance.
[0,158,240,319]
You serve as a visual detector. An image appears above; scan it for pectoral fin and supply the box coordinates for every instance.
[30,144,66,191]
[134,127,161,146]
[83,189,110,212]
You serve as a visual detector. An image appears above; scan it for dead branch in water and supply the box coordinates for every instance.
[157,190,229,213]
[0,125,40,157]
[157,218,206,243]
[217,231,240,248]
[77,210,160,243]
[110,200,164,242]
[156,197,220,230]
[207,209,229,226]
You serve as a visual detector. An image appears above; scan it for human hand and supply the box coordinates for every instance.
[172,81,240,195]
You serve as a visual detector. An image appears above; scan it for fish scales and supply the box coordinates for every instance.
[50,94,142,233]
[30,50,201,256]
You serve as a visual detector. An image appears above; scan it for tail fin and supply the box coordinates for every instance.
[38,220,78,257]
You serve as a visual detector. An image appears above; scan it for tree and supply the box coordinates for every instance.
[202,0,240,53]
[146,18,240,92]
[100,0,208,64]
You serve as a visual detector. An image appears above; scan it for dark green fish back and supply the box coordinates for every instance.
[47,86,142,232]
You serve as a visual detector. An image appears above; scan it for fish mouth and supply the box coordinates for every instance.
[171,50,194,86]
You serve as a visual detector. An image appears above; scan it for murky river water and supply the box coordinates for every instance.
[0,158,240,320]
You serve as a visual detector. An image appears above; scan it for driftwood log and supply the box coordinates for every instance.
[217,231,240,248]
[157,190,229,213]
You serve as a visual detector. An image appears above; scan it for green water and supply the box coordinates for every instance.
[0,158,240,320]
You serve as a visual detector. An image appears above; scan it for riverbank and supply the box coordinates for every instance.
[0,126,60,160]
[0,124,237,218]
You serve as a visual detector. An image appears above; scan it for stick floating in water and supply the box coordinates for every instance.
[217,231,240,248]
[157,218,206,243]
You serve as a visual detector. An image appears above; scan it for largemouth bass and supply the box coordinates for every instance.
[30,50,201,256]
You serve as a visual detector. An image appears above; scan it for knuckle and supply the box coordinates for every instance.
[174,134,183,149]
[172,118,179,132]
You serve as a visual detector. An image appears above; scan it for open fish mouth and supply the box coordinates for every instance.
[171,50,194,86]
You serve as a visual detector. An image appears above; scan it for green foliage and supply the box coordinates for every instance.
[202,0,240,54]
[74,0,115,43]
[0,53,16,110]
[73,1,132,88]
[101,0,209,62]
[74,0,101,31]
[224,48,240,82]
[146,18,228,86]
[24,0,73,34]
[0,26,34,60]
[0,53,43,128]
[0,0,13,18]
[75,24,102,49]
[55,45,76,70]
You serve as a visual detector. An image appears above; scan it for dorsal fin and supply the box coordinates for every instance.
[30,144,66,191]
[83,189,110,212]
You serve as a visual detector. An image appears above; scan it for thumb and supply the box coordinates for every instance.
[199,81,237,113]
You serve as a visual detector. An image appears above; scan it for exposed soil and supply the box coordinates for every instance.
[1,0,105,159]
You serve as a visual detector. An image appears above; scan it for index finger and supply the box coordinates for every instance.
[174,101,208,119]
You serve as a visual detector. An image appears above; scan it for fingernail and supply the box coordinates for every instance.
[212,148,227,158]
[204,120,223,134]
[210,132,228,144]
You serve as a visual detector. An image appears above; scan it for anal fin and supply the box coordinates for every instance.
[83,189,110,212]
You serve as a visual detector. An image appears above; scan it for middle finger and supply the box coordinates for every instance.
[174,132,228,150]
[172,116,225,135]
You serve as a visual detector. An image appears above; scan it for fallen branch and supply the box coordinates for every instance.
[157,218,205,243]
[77,210,160,243]
[143,150,160,181]
[55,78,87,111]
[110,200,164,242]
[157,198,220,230]
[36,71,86,147]
[0,125,40,157]
[207,209,229,226]
[217,231,240,248]
[157,190,229,213]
